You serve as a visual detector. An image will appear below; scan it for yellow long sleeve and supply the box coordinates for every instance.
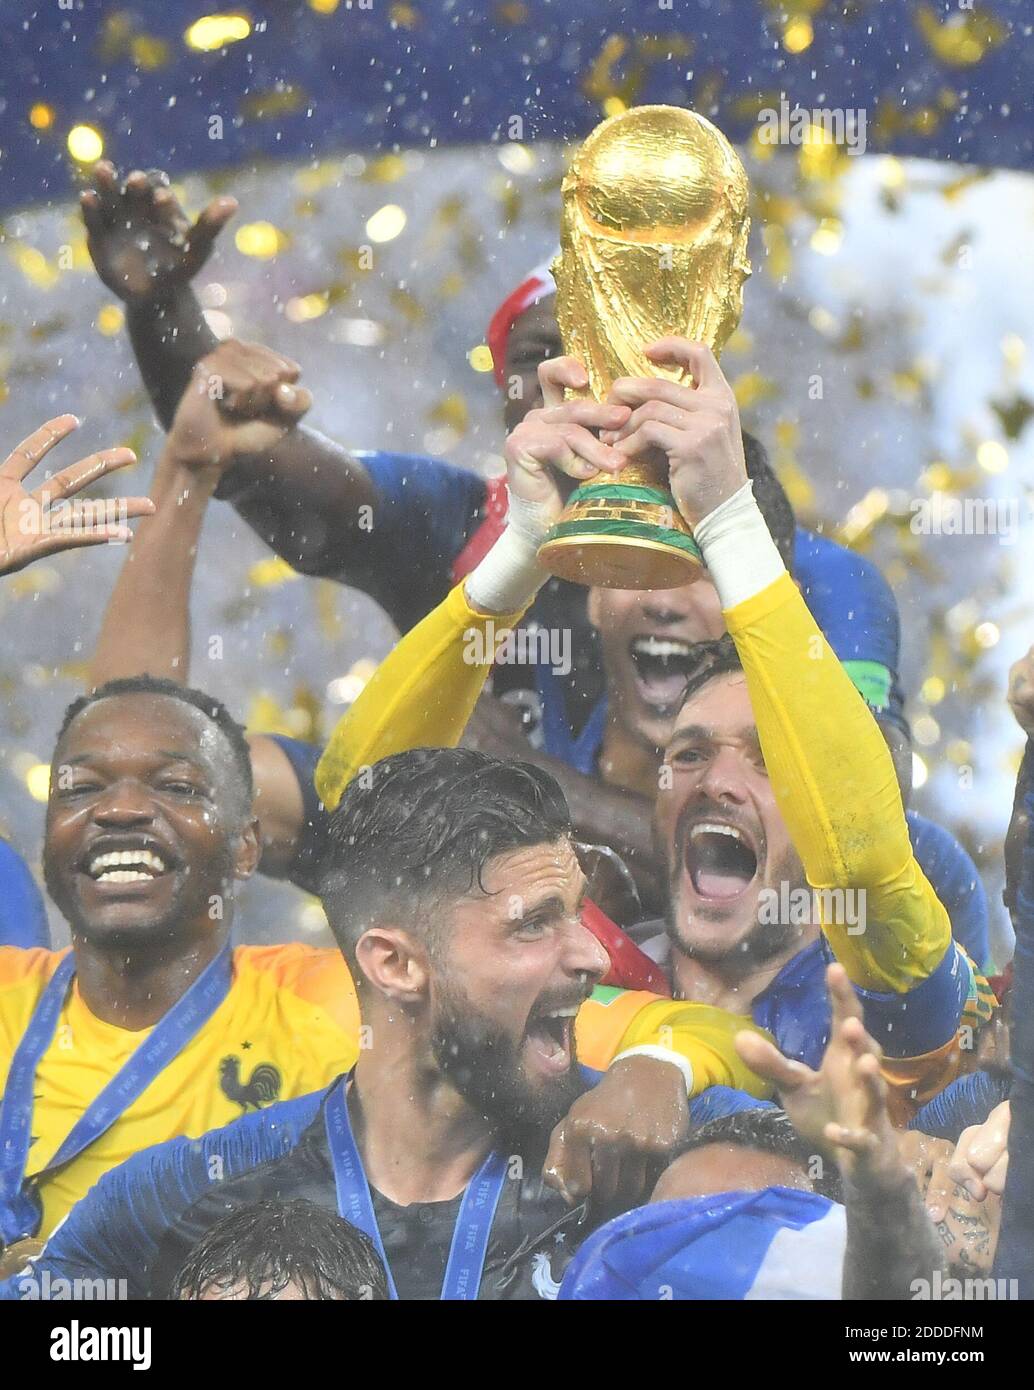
[574,986,773,1099]
[724,572,951,993]
[315,581,528,810]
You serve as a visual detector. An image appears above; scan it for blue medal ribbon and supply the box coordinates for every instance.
[0,945,233,1243]
[325,1077,508,1301]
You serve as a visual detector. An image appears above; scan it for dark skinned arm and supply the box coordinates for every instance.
[127,289,382,579]
[840,1160,947,1301]
[88,343,316,883]
[82,162,404,603]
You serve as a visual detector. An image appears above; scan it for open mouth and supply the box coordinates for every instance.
[524,1006,577,1075]
[629,635,694,713]
[684,821,759,901]
[84,845,171,886]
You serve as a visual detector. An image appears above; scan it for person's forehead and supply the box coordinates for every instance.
[674,673,753,733]
[474,838,581,897]
[672,1141,806,1186]
[508,297,561,344]
[57,693,226,763]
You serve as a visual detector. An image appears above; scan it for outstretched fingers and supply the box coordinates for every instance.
[2,416,80,482]
[30,447,139,503]
[183,197,238,275]
[734,1028,815,1093]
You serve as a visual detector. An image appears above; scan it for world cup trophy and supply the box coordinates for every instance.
[536,105,751,589]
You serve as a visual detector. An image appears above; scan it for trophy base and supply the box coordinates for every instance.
[537,482,703,589]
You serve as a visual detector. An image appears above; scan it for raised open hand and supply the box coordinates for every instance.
[0,416,154,576]
[735,963,899,1184]
[81,161,237,304]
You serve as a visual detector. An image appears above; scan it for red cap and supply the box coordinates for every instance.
[486,255,558,386]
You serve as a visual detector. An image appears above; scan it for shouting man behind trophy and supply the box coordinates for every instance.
[504,106,988,1111]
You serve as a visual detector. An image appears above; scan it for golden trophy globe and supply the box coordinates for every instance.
[537,105,751,589]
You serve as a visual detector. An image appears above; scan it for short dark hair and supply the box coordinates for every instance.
[57,676,253,809]
[743,432,796,576]
[171,1199,389,1301]
[674,1108,843,1203]
[676,632,745,714]
[319,747,572,968]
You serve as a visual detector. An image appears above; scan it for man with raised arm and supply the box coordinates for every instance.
[80,165,992,961]
[77,353,779,1235]
[311,340,990,1120]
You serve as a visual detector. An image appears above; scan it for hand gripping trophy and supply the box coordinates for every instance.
[536,105,751,589]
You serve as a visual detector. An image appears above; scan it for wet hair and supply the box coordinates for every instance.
[676,633,746,714]
[673,1108,843,1203]
[319,747,572,968]
[743,432,796,576]
[56,676,253,809]
[171,1199,389,1301]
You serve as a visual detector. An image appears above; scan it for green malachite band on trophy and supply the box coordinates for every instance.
[546,516,703,559]
[565,482,680,507]
[544,480,704,564]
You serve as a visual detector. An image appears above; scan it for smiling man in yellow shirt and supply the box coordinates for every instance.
[1,674,764,1244]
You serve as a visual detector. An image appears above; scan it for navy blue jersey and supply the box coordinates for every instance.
[1,1082,767,1301]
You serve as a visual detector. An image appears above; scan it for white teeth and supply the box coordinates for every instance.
[546,1007,579,1018]
[690,822,746,843]
[89,848,167,877]
[96,870,152,884]
[632,636,690,658]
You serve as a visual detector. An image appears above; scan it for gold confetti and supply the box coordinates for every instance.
[67,124,104,163]
[184,14,251,52]
[241,87,306,121]
[366,205,407,243]
[429,393,469,434]
[914,5,1006,67]
[95,304,125,336]
[732,371,777,411]
[285,293,329,322]
[364,154,408,183]
[29,103,55,131]
[248,556,300,588]
[782,17,813,53]
[235,222,288,259]
[25,764,51,802]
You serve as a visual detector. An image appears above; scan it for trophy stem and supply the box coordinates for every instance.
[537,480,703,589]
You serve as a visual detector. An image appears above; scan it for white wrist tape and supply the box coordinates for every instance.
[612,1045,694,1097]
[464,489,554,615]
[692,481,787,611]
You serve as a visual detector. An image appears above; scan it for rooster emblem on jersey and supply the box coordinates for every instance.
[219,1055,282,1111]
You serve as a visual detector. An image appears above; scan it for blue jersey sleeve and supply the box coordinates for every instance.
[907,810,991,972]
[0,1091,324,1301]
[348,451,487,633]
[794,527,907,735]
[908,1071,1010,1142]
[0,840,50,950]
